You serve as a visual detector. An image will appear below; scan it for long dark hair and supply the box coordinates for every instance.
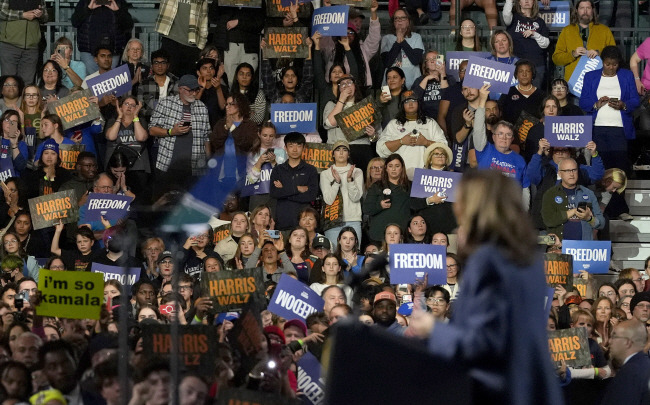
[229,92,251,120]
[334,226,359,261]
[333,35,366,88]
[0,110,24,141]
[455,18,482,51]
[380,153,409,190]
[106,151,130,184]
[287,226,311,262]
[395,100,427,125]
[231,63,260,106]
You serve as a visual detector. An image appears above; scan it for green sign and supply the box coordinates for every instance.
[37,269,104,320]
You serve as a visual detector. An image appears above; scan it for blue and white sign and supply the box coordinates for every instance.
[91,263,141,294]
[544,286,555,316]
[311,5,349,36]
[268,274,324,321]
[297,352,324,405]
[270,103,317,134]
[568,56,602,97]
[539,1,571,28]
[562,240,611,274]
[463,56,516,94]
[86,64,132,98]
[544,116,592,147]
[445,51,491,82]
[0,142,15,182]
[84,193,133,222]
[241,163,272,197]
[410,169,462,201]
[389,244,446,285]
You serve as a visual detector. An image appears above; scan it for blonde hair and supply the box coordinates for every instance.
[455,170,537,266]
[602,168,627,194]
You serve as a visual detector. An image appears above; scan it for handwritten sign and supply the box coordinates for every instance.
[241,163,272,197]
[334,96,380,142]
[389,244,446,285]
[410,169,462,201]
[271,103,317,134]
[28,189,79,230]
[59,144,85,171]
[84,193,133,222]
[267,0,311,19]
[544,116,592,148]
[562,240,611,274]
[268,274,324,322]
[264,27,310,59]
[445,51,492,82]
[544,253,573,291]
[37,269,103,320]
[142,324,217,374]
[91,263,140,294]
[573,278,588,297]
[86,64,132,98]
[49,90,101,130]
[548,327,591,368]
[568,56,603,97]
[297,352,325,405]
[539,1,571,28]
[302,142,333,173]
[218,0,262,7]
[311,5,349,36]
[201,268,265,312]
[463,56,516,94]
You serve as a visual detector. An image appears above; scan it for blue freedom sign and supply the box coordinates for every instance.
[410,169,462,201]
[268,274,324,321]
[445,51,492,82]
[311,5,349,36]
[270,103,317,134]
[389,244,447,285]
[463,56,516,94]
[91,262,141,294]
[297,352,325,405]
[240,163,272,197]
[544,116,592,147]
[86,64,132,98]
[568,56,602,97]
[539,1,571,28]
[562,240,611,274]
[84,193,133,222]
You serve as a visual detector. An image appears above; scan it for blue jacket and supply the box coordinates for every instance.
[579,68,640,140]
[428,244,564,405]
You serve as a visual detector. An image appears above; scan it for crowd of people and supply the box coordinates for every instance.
[0,0,649,403]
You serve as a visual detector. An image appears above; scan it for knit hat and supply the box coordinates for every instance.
[41,138,59,156]
[264,325,286,344]
[630,291,650,313]
[283,319,308,337]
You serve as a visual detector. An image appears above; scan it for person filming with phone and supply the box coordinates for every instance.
[542,158,605,241]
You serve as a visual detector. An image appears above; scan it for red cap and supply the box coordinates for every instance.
[374,291,397,305]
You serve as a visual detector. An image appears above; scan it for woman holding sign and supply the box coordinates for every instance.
[579,45,640,173]
[362,153,411,244]
[409,170,563,404]
[410,142,457,235]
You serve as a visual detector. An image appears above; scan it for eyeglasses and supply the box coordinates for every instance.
[24,93,39,98]
[371,166,383,171]
[123,102,136,108]
[146,247,162,252]
[432,153,446,157]
[195,234,209,240]
[43,69,57,73]
[636,303,650,310]
[3,239,18,245]
[50,264,65,270]
[3,83,17,88]
[393,16,408,21]
[347,31,356,35]
[495,132,513,139]
[461,25,476,30]
[552,86,567,91]
[3,118,18,124]
[404,99,417,104]
[160,259,173,265]
[178,285,192,291]
[338,81,353,88]
[152,60,169,65]
[620,302,630,308]
[425,58,437,62]
[426,298,447,305]
[559,168,578,173]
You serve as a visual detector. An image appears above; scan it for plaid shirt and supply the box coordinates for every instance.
[149,95,209,175]
[136,73,179,123]
[155,0,208,49]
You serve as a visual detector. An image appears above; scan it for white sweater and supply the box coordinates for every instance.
[319,164,364,222]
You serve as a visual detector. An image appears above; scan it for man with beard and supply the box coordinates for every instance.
[552,0,615,81]
[149,74,210,198]
[449,83,483,172]
[372,291,404,335]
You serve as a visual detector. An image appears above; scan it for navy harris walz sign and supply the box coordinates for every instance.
[544,116,592,148]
